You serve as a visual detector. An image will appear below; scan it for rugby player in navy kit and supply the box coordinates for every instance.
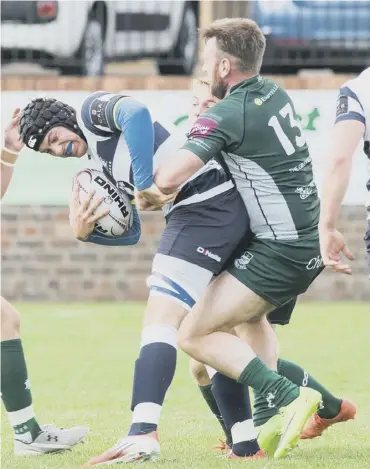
[17,90,260,464]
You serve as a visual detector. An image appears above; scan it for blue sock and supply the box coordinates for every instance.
[128,325,177,436]
[211,371,260,457]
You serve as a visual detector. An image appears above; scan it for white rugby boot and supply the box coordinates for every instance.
[83,431,160,466]
[14,424,89,456]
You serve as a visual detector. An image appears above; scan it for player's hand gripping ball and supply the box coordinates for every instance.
[70,169,133,240]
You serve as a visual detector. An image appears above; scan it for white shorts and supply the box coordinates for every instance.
[147,254,214,311]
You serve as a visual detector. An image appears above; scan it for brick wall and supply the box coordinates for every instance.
[2,75,367,302]
[1,205,368,302]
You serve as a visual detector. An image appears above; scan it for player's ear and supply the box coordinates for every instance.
[219,57,231,78]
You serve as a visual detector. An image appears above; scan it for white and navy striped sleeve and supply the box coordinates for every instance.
[335,85,366,126]
[81,91,154,191]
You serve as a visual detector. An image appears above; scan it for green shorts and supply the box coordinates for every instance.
[228,233,324,307]
[268,297,297,326]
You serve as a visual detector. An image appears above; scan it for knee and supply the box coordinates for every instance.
[177,325,198,357]
[1,297,21,340]
[189,359,211,386]
[143,295,188,329]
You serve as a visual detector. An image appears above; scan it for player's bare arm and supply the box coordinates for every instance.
[135,182,178,209]
[154,149,205,195]
[319,113,364,274]
[1,108,24,199]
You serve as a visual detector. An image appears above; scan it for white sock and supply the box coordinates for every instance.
[231,419,257,444]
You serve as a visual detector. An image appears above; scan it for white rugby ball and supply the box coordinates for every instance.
[74,168,133,237]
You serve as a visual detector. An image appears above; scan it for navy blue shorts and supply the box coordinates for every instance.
[157,188,250,275]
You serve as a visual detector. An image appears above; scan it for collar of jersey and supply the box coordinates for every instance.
[229,74,262,93]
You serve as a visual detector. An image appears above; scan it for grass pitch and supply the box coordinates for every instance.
[1,301,370,469]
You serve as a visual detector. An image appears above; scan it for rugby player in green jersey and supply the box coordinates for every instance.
[188,79,356,455]
[141,18,328,459]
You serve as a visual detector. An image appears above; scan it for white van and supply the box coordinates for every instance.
[1,1,199,76]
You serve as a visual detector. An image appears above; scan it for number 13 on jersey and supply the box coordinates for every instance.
[268,102,306,156]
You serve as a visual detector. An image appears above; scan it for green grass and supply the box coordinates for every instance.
[2,301,370,469]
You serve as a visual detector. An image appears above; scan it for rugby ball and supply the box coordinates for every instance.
[74,168,133,237]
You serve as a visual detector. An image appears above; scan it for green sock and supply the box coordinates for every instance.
[278,359,342,419]
[199,385,232,446]
[238,357,299,413]
[252,390,279,427]
[1,339,42,441]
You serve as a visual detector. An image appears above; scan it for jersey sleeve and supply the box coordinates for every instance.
[82,91,154,191]
[86,204,141,246]
[181,97,244,164]
[81,91,125,133]
[335,85,366,126]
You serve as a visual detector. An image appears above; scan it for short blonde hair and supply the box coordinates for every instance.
[202,18,266,74]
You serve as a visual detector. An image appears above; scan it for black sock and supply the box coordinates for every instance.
[128,325,177,436]
[212,372,259,457]
[199,385,232,446]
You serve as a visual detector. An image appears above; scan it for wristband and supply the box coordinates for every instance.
[1,158,16,167]
[3,146,19,156]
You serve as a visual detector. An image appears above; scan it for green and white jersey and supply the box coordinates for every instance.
[182,75,320,240]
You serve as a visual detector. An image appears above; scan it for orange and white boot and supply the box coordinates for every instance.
[301,399,356,439]
[213,438,232,453]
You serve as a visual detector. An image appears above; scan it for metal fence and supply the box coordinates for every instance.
[1,1,370,76]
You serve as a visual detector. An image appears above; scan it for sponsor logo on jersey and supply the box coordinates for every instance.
[289,156,312,173]
[306,255,323,270]
[91,99,109,129]
[28,135,37,148]
[254,84,279,106]
[197,247,221,262]
[234,251,254,269]
[189,116,218,138]
[336,95,349,118]
[295,180,317,199]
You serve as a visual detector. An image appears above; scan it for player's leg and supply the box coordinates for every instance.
[239,298,355,440]
[234,315,281,455]
[189,359,232,449]
[178,273,313,459]
[84,263,204,467]
[279,358,356,439]
[1,297,88,455]
[241,303,293,431]
[138,192,259,459]
[190,324,261,458]
[128,293,188,439]
[268,292,356,436]
[178,237,325,458]
[365,217,370,281]
[205,365,262,459]
[1,297,42,442]
[85,189,256,465]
